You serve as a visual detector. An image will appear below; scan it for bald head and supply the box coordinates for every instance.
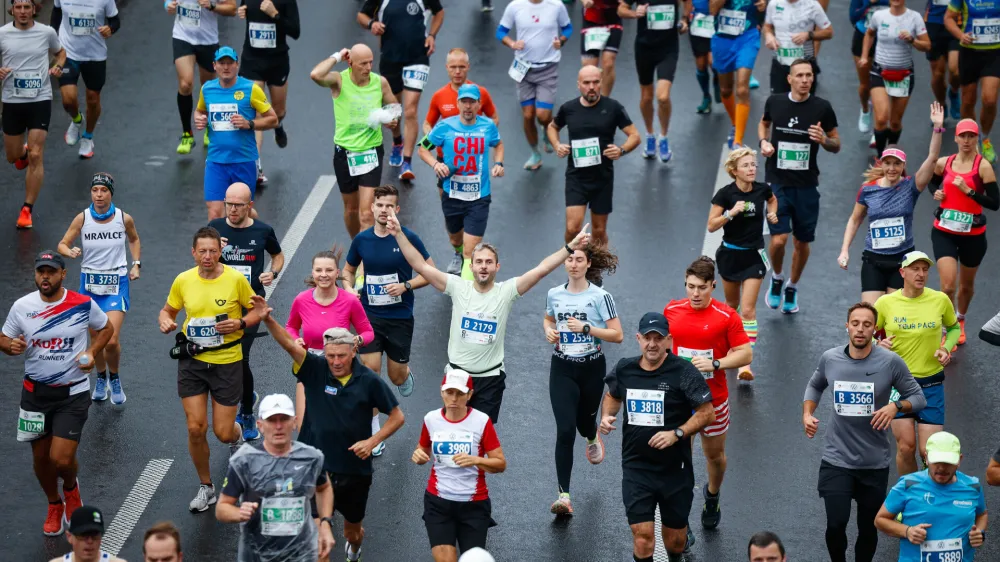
[350,44,373,64]
[348,43,374,82]
[578,65,601,81]
[225,183,253,225]
[578,66,602,103]
[226,182,252,203]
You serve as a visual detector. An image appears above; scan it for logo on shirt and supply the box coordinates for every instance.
[924,492,936,505]
[215,299,228,307]
[249,240,256,246]
[745,202,757,214]
[393,248,401,252]
[234,91,245,101]
[865,372,878,377]
[954,500,975,507]
[788,117,799,128]
[325,385,338,395]
[274,477,294,493]
[556,312,589,321]
[531,14,539,22]
[407,1,421,15]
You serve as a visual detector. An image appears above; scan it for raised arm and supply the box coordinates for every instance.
[385,208,448,292]
[515,225,591,296]
[255,296,307,365]
[310,50,347,92]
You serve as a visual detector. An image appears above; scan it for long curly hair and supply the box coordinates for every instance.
[576,243,619,285]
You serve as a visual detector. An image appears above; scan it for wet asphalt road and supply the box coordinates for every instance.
[3,0,1000,560]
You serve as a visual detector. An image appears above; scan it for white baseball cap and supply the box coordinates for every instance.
[259,394,295,419]
[441,369,473,393]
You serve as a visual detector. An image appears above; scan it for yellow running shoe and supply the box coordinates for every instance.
[176,133,195,155]
[982,138,996,164]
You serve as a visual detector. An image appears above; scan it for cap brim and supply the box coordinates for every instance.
[927,452,960,465]
[35,261,63,270]
[69,524,104,535]
[441,384,471,393]
[903,258,934,268]
[458,97,479,101]
[639,327,668,336]
[261,408,295,420]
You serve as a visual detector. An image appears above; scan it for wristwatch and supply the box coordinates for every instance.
[722,211,732,221]
[320,516,336,528]
[267,269,277,278]
[247,119,256,131]
[712,359,721,370]
[239,318,247,330]
[404,281,412,292]
[893,400,904,412]
[583,324,591,335]
[673,428,685,439]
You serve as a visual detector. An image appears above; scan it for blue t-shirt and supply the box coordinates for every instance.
[345,227,430,319]
[692,0,710,14]
[545,282,618,358]
[925,0,948,24]
[424,115,501,200]
[884,470,986,562]
[856,176,921,254]
[199,76,266,164]
[851,0,891,33]
[715,0,761,36]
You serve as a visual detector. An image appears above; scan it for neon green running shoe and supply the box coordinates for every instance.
[176,133,195,155]
[982,138,996,164]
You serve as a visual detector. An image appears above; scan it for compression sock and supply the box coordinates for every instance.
[722,94,737,124]
[743,319,758,351]
[887,128,902,146]
[712,70,721,102]
[371,414,380,435]
[696,69,710,98]
[82,131,93,140]
[462,258,474,280]
[109,371,119,381]
[874,129,890,156]
[177,92,193,134]
[72,113,82,124]
[957,313,966,321]
[96,370,107,380]
[392,136,403,146]
[667,553,684,562]
[403,156,412,164]
[735,102,750,146]
[452,244,463,254]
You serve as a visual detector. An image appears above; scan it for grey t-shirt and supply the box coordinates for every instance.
[868,8,926,69]
[804,345,926,470]
[0,22,61,104]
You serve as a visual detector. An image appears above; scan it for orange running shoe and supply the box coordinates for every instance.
[958,319,967,346]
[43,502,65,536]
[738,367,755,381]
[550,494,573,516]
[63,482,82,523]
[16,206,32,229]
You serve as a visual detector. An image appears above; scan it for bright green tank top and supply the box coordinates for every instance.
[333,69,384,152]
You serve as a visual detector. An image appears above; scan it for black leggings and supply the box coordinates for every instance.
[823,494,882,562]
[549,353,606,493]
[239,322,260,415]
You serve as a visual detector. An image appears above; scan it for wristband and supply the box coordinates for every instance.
[933,127,946,133]
[495,162,503,167]
[239,318,247,330]
[367,19,374,30]
[332,52,343,63]
[565,244,574,254]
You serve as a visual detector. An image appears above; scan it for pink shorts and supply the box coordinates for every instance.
[701,400,730,437]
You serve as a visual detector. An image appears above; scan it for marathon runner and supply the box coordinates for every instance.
[618,0,687,162]
[802,302,925,562]
[838,104,944,304]
[663,256,751,530]
[209,182,284,441]
[544,244,622,515]
[580,0,622,96]
[875,432,987,561]
[262,304,404,562]
[497,0,573,170]
[747,532,787,562]
[419,84,504,280]
[236,0,300,187]
[758,59,840,313]
[549,66,640,246]
[194,46,278,221]
[216,393,335,562]
[600,311,714,562]
[412,370,506,561]
[158,226,261,513]
[358,0,444,182]
[849,0,890,146]
[710,0,766,149]
[56,172,141,405]
[859,0,930,156]
[165,0,236,154]
[1,0,65,229]
[309,44,399,238]
[707,147,779,381]
[687,0,721,114]
[930,118,999,347]
[946,0,1000,162]
[873,250,959,475]
[762,0,831,94]
[389,208,592,424]
[423,48,500,276]
[1,251,112,535]
[142,522,183,562]
[52,506,125,562]
[924,0,962,121]
[51,0,119,159]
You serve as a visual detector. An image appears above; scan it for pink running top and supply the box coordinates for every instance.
[285,288,373,350]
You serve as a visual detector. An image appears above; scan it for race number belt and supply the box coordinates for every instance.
[833,380,875,416]
[571,137,601,168]
[347,148,379,176]
[249,22,277,49]
[869,217,905,249]
[626,388,665,427]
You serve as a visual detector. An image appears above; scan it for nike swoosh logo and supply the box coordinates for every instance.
[865,372,878,377]
[293,465,304,471]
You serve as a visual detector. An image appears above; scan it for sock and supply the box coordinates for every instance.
[50,500,62,505]
[735,102,750,146]
[706,487,719,498]
[452,244,463,255]
[721,95,736,123]
[96,370,107,380]
[887,128,902,146]
[742,319,758,351]
[667,553,684,562]
[72,113,82,124]
[461,258,474,280]
[634,555,654,562]
[771,272,784,282]
[18,148,28,161]
[786,281,797,289]
[22,202,33,210]
[82,131,93,140]
[109,371,119,380]
[392,136,402,146]
[874,129,890,156]
[347,544,361,561]
[559,491,570,498]
[957,313,965,321]
[403,156,412,164]
[202,482,214,488]
[371,414,380,434]
[177,92,193,134]
[586,436,598,445]
[696,69,710,97]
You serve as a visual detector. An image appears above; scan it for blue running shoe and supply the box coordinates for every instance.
[398,371,415,397]
[92,376,108,401]
[948,89,961,120]
[399,161,415,181]
[727,126,736,150]
[766,277,783,309]
[109,377,126,405]
[685,528,697,554]
[697,96,712,114]
[523,151,543,170]
[658,137,672,163]
[642,135,656,159]
[372,441,386,457]
[389,143,403,167]
[749,75,760,89]
[241,413,261,441]
[238,390,260,416]
[782,286,800,314]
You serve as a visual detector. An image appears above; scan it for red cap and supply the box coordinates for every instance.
[956,119,980,136]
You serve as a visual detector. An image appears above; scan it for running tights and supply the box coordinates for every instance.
[549,353,606,493]
[823,494,881,562]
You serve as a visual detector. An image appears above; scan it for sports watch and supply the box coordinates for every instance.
[673,428,685,439]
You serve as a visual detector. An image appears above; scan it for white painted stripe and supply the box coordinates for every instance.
[654,506,667,561]
[101,459,174,556]
[700,145,769,258]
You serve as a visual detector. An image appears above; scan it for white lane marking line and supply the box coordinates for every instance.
[149,155,170,161]
[101,459,173,556]
[653,506,667,561]
[701,144,732,257]
[144,162,164,167]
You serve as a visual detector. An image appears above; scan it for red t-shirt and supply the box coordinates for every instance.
[425,81,497,159]
[663,298,749,406]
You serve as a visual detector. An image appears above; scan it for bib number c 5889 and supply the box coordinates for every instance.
[939,209,974,233]
[833,380,875,416]
[571,137,601,168]
[920,538,962,562]
[16,408,45,442]
[460,311,498,345]
[366,273,402,306]
[777,141,810,170]
[870,217,905,249]
[626,388,665,427]
[448,174,482,201]
[260,496,306,537]
[647,5,675,30]
[432,430,474,468]
[249,22,277,48]
[347,148,379,177]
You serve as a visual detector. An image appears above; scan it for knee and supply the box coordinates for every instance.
[27,144,43,163]
[940,278,957,295]
[213,424,235,442]
[705,449,726,467]
[566,216,583,233]
[521,107,536,121]
[734,84,750,100]
[770,234,789,250]
[344,200,360,215]
[793,238,811,252]
[664,532,687,553]
[591,224,608,242]
[178,81,194,96]
[983,92,998,107]
[656,91,670,105]
[344,525,364,544]
[959,277,976,293]
[186,421,209,442]
[632,531,655,555]
[85,90,101,107]
[104,338,120,357]
[896,439,917,458]
[51,454,75,473]
[359,208,375,224]
[404,103,419,120]
[888,119,903,131]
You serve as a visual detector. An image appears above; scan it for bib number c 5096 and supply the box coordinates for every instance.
[12,71,42,98]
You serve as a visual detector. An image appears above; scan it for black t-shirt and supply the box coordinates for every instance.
[241,0,300,58]
[630,0,682,46]
[605,355,712,479]
[553,96,632,187]
[711,181,773,249]
[295,354,399,475]
[210,218,282,296]
[762,93,838,187]
[361,0,444,64]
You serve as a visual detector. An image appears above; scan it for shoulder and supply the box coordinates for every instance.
[422,408,441,425]
[709,299,739,320]
[292,288,313,304]
[612,356,641,375]
[956,471,983,490]
[468,408,492,428]
[207,217,227,231]
[547,284,564,299]
[400,226,422,240]
[664,299,688,313]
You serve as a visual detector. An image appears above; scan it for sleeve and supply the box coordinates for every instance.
[426,122,447,148]
[856,185,868,206]
[351,299,374,345]
[278,0,300,39]
[107,0,120,18]
[823,102,839,132]
[504,277,522,301]
[166,276,185,310]
[88,299,110,331]
[481,419,501,451]
[359,0,379,18]
[425,92,442,126]
[979,310,1000,346]
[557,3,572,29]
[882,477,908,515]
[912,12,927,36]
[316,469,329,487]
[545,290,555,318]
[977,483,987,514]
[615,102,633,130]
[419,421,432,448]
[941,293,958,328]
[443,274,460,297]
[761,184,774,201]
[873,297,886,330]
[598,292,618,320]
[406,230,432,260]
[372,376,400,415]
[947,0,962,11]
[221,463,246,498]
[553,104,567,128]
[265,227,281,255]
[726,310,750,347]
[487,122,501,148]
[764,1,774,24]
[51,6,63,32]
[2,304,21,338]
[803,354,829,402]
[604,360,624,400]
[249,84,273,114]
[681,363,714,408]
[197,88,207,112]
[762,96,773,123]
[849,0,867,23]
[237,274,255,309]
[499,2,515,28]
[814,3,832,29]
[994,446,1000,464]
[106,14,121,33]
[345,238,362,268]
[426,0,443,13]
[711,186,730,208]
[867,10,879,31]
[285,296,302,338]
[891,356,926,412]
[481,89,498,119]
[48,27,62,53]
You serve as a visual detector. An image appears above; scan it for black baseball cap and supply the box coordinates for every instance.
[34,250,65,270]
[638,312,669,336]
[68,505,105,535]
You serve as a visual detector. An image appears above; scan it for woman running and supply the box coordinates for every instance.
[930,118,999,347]
[707,147,777,381]
[56,172,141,405]
[849,0,889,144]
[543,244,622,516]
[858,0,931,156]
[838,103,944,304]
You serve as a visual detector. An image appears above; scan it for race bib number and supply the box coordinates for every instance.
[583,26,611,52]
[833,380,875,416]
[260,496,305,537]
[432,430,474,468]
[777,45,804,66]
[885,76,910,98]
[691,13,715,38]
[229,265,252,284]
[508,58,530,83]
[777,141,810,170]
[626,389,665,427]
[972,17,1000,44]
[889,386,900,402]
[920,538,963,562]
[647,5,675,30]
[12,70,42,98]
[402,64,430,90]
[177,2,201,27]
[16,408,44,442]
[249,22,277,49]
[186,317,223,347]
[718,9,747,36]
[870,217,905,250]
[677,347,715,380]
[758,248,771,272]
[347,148,379,177]
[571,137,601,168]
[460,311,498,345]
[448,174,482,201]
[366,273,402,306]
[209,103,238,132]
[84,273,120,296]
[939,209,974,233]
[558,324,596,356]
[932,0,949,4]
[69,11,98,35]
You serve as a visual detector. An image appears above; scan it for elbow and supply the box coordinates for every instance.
[495,460,507,474]
[987,467,1000,487]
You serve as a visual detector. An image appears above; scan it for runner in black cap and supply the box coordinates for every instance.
[52,505,126,562]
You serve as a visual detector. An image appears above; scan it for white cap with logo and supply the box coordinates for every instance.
[441,369,473,393]
[259,394,295,419]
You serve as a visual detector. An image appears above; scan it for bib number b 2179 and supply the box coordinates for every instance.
[460,312,498,345]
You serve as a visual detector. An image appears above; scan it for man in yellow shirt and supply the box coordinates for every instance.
[874,251,959,476]
[158,226,261,513]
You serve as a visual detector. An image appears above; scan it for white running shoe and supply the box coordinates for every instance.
[189,484,217,512]
[858,107,873,134]
[78,137,95,159]
[65,119,81,146]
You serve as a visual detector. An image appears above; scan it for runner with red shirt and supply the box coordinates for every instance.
[662,256,751,532]
[413,369,506,562]
[580,0,623,95]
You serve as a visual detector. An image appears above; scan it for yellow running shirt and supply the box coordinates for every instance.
[874,288,957,378]
[166,265,255,365]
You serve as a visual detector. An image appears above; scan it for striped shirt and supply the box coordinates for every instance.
[766,0,831,62]
[869,8,927,68]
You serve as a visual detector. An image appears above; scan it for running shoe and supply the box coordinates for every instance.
[543,137,555,153]
[684,528,697,554]
[92,376,108,401]
[523,151,543,170]
[982,138,997,164]
[78,137,95,159]
[858,108,873,134]
[482,0,493,10]
[389,143,403,167]
[697,96,712,114]
[257,167,268,189]
[749,75,760,90]
[398,371,415,397]
[550,493,573,516]
[658,137,672,163]
[948,89,961,121]
[238,390,261,415]
[399,161,415,181]
[781,286,800,314]
[345,542,363,562]
[765,277,783,309]
[43,502,65,536]
[372,441,386,457]
[65,118,81,146]
[176,133,195,154]
[240,413,261,441]
[274,125,288,148]
[701,486,721,529]
[446,252,463,275]
[737,367,754,381]
[203,130,210,147]
[585,433,604,464]
[869,134,877,149]
[16,205,32,229]
[14,145,28,170]
[727,126,736,150]
[109,377,126,405]
[643,135,656,159]
[63,482,82,523]
[189,484,217,512]
[230,419,245,454]
[958,318,967,346]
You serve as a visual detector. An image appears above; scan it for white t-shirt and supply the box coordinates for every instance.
[765,0,831,62]
[172,0,222,46]
[868,8,926,69]
[54,0,118,61]
[444,275,520,378]
[499,0,571,66]
[0,22,62,104]
[2,290,108,390]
